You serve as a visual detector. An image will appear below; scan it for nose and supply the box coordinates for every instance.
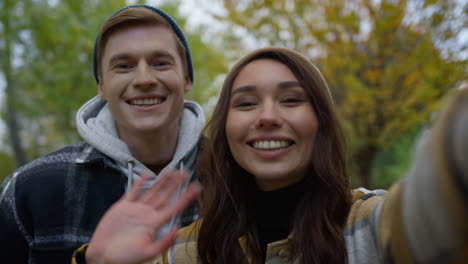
[255,102,283,128]
[133,62,157,89]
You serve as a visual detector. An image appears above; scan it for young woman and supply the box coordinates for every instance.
[196,46,351,264]
[76,47,468,264]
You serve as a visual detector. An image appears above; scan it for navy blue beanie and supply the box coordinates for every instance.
[93,5,194,84]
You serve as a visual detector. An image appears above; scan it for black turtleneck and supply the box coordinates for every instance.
[252,180,305,261]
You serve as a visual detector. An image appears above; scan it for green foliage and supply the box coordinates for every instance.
[15,0,128,157]
[369,128,422,189]
[0,0,230,165]
[1,0,464,189]
[153,1,230,117]
[0,151,15,182]
[218,0,467,187]
[0,0,129,162]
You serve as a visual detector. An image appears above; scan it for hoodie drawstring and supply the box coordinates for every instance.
[126,160,135,192]
[157,161,186,239]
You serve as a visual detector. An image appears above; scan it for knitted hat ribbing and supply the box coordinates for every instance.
[93,5,194,84]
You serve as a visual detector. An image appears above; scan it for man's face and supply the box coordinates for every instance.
[99,23,191,139]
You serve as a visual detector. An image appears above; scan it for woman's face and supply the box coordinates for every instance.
[226,58,318,191]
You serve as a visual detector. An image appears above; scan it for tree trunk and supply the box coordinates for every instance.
[2,0,27,166]
[5,98,27,166]
[355,144,378,188]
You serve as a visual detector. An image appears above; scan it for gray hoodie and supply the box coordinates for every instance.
[76,95,205,235]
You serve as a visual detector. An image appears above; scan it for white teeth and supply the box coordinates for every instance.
[252,140,290,150]
[129,98,162,106]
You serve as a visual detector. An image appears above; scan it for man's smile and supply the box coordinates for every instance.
[127,97,165,107]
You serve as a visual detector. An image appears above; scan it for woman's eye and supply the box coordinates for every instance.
[234,101,256,108]
[282,97,303,104]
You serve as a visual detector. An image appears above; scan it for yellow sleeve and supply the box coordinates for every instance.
[71,243,89,264]
[347,89,468,264]
[146,221,200,264]
[380,88,468,263]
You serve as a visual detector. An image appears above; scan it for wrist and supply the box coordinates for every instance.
[85,243,106,264]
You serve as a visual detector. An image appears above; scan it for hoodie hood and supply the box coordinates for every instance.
[76,95,205,189]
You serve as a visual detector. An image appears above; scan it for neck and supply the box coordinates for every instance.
[253,180,305,261]
[119,122,180,174]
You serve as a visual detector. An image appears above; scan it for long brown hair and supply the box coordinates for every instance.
[197,47,351,263]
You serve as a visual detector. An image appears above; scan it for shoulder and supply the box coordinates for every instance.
[178,219,201,238]
[6,142,89,178]
[347,188,387,227]
[345,188,389,263]
[146,221,200,264]
[1,143,84,193]
[166,220,201,264]
[351,188,386,203]
[5,142,118,183]
[0,143,126,244]
[1,142,122,207]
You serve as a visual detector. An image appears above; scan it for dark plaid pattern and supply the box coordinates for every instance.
[0,142,199,263]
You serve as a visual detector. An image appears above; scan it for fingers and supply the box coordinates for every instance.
[151,183,200,232]
[140,171,188,209]
[122,170,199,233]
[142,228,178,259]
[138,172,173,204]
[124,171,187,205]
[124,174,150,201]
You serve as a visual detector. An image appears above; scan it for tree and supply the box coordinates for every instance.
[153,1,230,116]
[0,0,129,165]
[16,0,128,156]
[217,0,467,187]
[1,0,28,166]
[0,0,230,172]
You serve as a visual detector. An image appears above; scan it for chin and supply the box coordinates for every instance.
[254,171,304,189]
[130,125,162,135]
[133,120,165,130]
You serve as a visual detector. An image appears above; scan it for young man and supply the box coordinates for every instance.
[0,5,205,263]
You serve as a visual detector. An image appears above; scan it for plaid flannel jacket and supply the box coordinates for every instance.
[0,142,199,264]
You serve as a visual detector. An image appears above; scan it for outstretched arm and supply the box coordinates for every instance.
[81,171,200,264]
[380,88,468,263]
[346,87,468,264]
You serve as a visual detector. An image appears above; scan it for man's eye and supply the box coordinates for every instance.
[153,61,171,67]
[115,64,131,69]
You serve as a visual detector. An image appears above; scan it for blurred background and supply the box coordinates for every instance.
[1,0,466,188]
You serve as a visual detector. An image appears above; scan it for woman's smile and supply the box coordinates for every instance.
[226,58,318,191]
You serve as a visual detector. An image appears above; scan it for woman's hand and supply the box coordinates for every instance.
[85,171,200,264]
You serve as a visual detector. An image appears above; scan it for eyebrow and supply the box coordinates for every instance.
[108,50,175,66]
[278,81,302,89]
[231,81,302,96]
[108,53,131,66]
[231,85,256,96]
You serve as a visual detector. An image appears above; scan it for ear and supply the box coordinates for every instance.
[183,76,193,94]
[98,81,106,99]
